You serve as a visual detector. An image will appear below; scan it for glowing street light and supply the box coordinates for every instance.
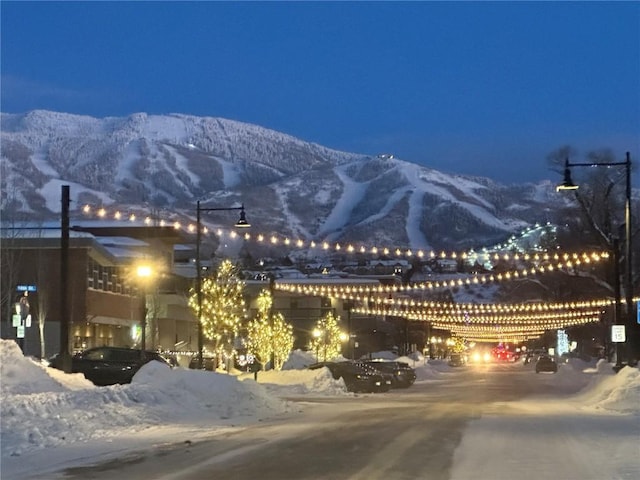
[136,263,154,357]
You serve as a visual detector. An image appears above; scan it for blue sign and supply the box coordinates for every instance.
[16,285,37,292]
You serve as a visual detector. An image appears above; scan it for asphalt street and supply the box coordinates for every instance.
[59,362,582,480]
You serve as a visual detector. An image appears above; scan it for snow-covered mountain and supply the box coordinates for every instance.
[1,110,565,250]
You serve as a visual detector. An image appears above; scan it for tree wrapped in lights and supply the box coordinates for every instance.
[188,259,246,361]
[246,289,294,371]
[271,314,294,370]
[309,311,345,362]
[450,336,467,353]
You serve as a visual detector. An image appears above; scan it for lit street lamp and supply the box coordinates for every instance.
[136,264,153,358]
[339,331,349,359]
[195,202,250,369]
[557,152,635,365]
[313,327,348,362]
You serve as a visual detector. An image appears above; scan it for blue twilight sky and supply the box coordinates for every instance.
[1,1,639,185]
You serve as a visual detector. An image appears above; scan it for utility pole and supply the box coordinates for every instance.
[60,185,72,373]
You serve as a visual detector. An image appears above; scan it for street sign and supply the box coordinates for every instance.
[611,325,626,343]
[17,325,25,338]
[12,314,21,327]
[16,285,37,292]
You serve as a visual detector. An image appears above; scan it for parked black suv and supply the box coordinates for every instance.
[48,346,172,386]
[362,360,417,388]
[309,361,391,393]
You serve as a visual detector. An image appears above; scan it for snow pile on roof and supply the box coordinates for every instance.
[367,350,399,360]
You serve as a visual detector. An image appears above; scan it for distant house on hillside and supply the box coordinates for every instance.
[432,258,458,273]
[368,259,410,276]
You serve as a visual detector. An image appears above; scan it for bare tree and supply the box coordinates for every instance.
[0,178,30,339]
[546,144,579,175]
[34,250,50,359]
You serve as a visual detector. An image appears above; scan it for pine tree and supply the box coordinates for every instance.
[188,259,247,363]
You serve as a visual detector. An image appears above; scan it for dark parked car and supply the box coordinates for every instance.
[188,355,216,371]
[448,354,466,367]
[524,350,546,365]
[535,355,558,373]
[48,346,172,386]
[363,360,417,388]
[309,361,391,393]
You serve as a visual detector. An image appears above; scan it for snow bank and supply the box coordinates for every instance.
[241,367,349,396]
[576,364,640,414]
[1,342,71,395]
[0,340,289,457]
[282,349,318,369]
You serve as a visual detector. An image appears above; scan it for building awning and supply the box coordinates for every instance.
[87,315,136,327]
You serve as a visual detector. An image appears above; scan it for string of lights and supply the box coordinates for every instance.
[412,310,601,324]
[369,297,616,312]
[447,325,551,334]
[76,203,615,339]
[78,204,601,263]
[275,254,609,298]
[353,305,601,325]
[448,331,546,342]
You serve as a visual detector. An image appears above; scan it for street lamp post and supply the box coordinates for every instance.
[136,264,153,358]
[195,202,250,370]
[557,152,634,364]
[343,300,353,359]
[313,328,322,362]
[339,331,349,359]
[60,185,72,373]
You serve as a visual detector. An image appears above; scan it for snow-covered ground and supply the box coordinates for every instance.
[1,339,639,479]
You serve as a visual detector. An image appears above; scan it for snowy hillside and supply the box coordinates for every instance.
[1,110,566,250]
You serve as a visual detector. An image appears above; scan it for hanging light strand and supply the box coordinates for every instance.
[275,253,609,298]
[78,205,607,263]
